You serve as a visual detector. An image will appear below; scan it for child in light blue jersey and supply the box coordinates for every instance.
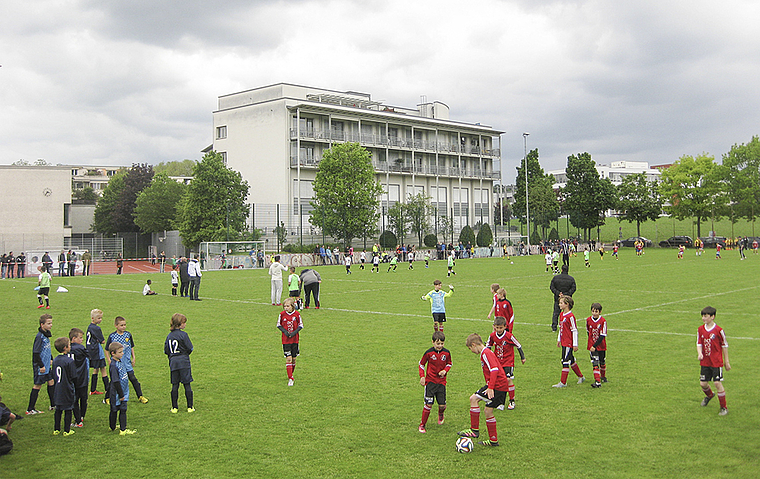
[106,317,148,404]
[422,280,454,332]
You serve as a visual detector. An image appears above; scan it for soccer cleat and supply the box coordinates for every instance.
[288,379,294,386]
[26,409,43,415]
[601,377,608,383]
[53,430,60,435]
[577,377,585,384]
[139,396,149,404]
[49,406,56,411]
[701,395,714,407]
[63,430,75,437]
[496,404,505,411]
[591,382,601,388]
[478,440,500,447]
[72,422,84,428]
[457,428,479,438]
[90,391,104,395]
[104,398,110,405]
[187,408,195,413]
[170,408,178,414]
[418,425,426,433]
[438,417,445,425]
[552,382,567,388]
[119,429,137,435]
[46,306,50,309]
[38,304,45,309]
[507,400,516,410]
[718,408,728,416]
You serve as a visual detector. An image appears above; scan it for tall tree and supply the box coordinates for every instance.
[112,163,154,232]
[722,136,760,229]
[659,153,724,238]
[513,148,547,225]
[153,159,197,177]
[309,143,382,248]
[133,172,187,233]
[93,171,126,234]
[616,173,663,237]
[530,182,560,240]
[387,202,407,245]
[563,152,617,240]
[177,151,250,248]
[405,193,433,247]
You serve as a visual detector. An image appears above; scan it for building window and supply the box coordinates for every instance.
[216,126,227,139]
[406,185,423,199]
[220,152,227,165]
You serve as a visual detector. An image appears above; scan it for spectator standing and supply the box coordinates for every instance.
[549,264,576,332]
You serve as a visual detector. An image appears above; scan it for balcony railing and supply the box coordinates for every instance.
[289,128,500,157]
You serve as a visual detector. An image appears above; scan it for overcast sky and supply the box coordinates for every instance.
[3,0,760,182]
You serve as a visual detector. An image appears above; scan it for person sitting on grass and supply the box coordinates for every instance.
[143,279,157,296]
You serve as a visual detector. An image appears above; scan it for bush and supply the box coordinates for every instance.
[458,225,476,245]
[530,229,541,246]
[424,233,438,247]
[548,227,559,241]
[476,224,493,247]
[379,230,398,248]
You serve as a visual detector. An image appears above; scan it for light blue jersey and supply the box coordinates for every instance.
[107,331,135,372]
[422,288,454,313]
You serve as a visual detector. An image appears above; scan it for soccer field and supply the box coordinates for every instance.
[1,248,758,478]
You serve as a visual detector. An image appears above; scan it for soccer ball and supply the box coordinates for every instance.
[455,436,474,453]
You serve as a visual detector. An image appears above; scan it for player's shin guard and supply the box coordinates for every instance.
[508,385,515,401]
[571,363,583,378]
[486,417,497,442]
[63,410,72,433]
[28,388,40,411]
[470,407,480,430]
[286,363,294,380]
[91,373,98,392]
[119,410,127,430]
[103,375,110,392]
[438,405,446,421]
[600,364,606,379]
[47,384,55,407]
[54,408,62,431]
[593,366,601,383]
[127,371,143,397]
[702,386,713,398]
[718,392,727,409]
[421,405,432,426]
[37,294,43,305]
[171,384,180,409]
[184,383,193,409]
[560,368,569,385]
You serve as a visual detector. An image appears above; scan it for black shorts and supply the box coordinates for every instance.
[39,287,50,296]
[501,366,514,379]
[475,385,507,409]
[283,343,300,358]
[424,383,447,406]
[89,358,106,369]
[288,290,300,297]
[589,350,606,365]
[432,313,446,323]
[560,346,576,365]
[700,366,723,382]
[33,370,52,385]
[170,367,194,384]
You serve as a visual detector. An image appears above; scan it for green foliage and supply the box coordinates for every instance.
[476,223,493,246]
[133,172,187,233]
[548,227,559,241]
[379,230,397,248]
[458,224,476,245]
[721,136,760,222]
[274,222,288,251]
[617,172,663,237]
[423,233,438,247]
[405,193,433,247]
[563,152,617,240]
[111,163,154,232]
[153,159,196,177]
[494,199,511,225]
[310,143,382,247]
[73,187,98,203]
[177,151,249,248]
[92,171,127,234]
[436,215,453,241]
[659,153,724,237]
[387,202,408,244]
[530,228,542,245]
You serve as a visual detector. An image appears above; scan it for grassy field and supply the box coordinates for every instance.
[1,248,759,478]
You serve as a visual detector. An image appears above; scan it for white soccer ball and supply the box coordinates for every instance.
[510,261,514,264]
[455,436,474,453]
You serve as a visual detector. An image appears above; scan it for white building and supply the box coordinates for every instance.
[211,83,503,241]
[549,161,661,189]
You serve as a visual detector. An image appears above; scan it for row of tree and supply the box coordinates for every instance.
[503,136,760,240]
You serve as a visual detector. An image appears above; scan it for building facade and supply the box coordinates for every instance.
[212,83,503,242]
[549,161,661,189]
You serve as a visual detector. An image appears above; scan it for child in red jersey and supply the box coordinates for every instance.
[457,333,509,447]
[486,317,525,410]
[586,303,607,388]
[697,306,730,415]
[552,296,585,388]
[486,283,499,321]
[276,298,303,386]
[492,288,515,332]
[678,244,685,259]
[417,331,452,433]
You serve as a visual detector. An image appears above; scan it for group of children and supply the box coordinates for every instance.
[22,308,195,437]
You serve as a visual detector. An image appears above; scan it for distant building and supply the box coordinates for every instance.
[211,83,504,239]
[549,161,661,189]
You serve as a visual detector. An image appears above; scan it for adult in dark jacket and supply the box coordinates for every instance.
[299,268,322,309]
[42,252,52,273]
[178,257,190,297]
[549,264,576,331]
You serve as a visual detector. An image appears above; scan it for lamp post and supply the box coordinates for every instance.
[523,132,530,254]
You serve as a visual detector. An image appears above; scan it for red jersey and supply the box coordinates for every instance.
[277,310,303,344]
[586,316,607,351]
[494,298,515,332]
[697,323,728,368]
[480,347,510,391]
[557,310,578,348]
[419,347,453,385]
[486,331,522,368]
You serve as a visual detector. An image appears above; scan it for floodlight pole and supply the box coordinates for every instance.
[523,132,530,254]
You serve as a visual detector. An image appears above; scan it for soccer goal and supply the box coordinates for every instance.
[198,241,266,270]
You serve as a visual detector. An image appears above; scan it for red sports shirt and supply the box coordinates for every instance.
[697,323,728,368]
[557,310,578,348]
[494,298,515,332]
[480,347,510,391]
[486,331,522,368]
[586,316,607,351]
[419,347,452,385]
[277,310,303,344]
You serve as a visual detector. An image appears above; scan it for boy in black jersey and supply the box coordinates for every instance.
[51,337,77,436]
[417,331,452,433]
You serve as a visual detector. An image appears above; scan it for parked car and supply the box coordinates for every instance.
[659,236,693,248]
[699,236,726,249]
[620,236,653,248]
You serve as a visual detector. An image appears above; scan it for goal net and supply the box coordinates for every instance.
[198,241,266,270]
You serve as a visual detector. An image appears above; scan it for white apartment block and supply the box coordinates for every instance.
[211,83,504,240]
[549,161,661,189]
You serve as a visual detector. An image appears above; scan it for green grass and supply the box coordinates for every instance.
[1,249,759,478]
